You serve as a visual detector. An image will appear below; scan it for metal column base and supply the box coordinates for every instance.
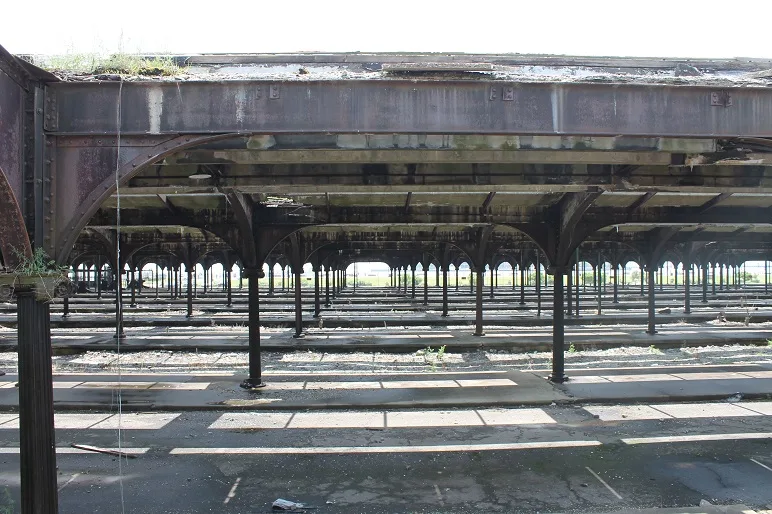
[548,373,568,384]
[239,378,267,390]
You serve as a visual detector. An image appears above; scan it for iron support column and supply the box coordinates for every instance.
[536,254,542,317]
[474,268,484,336]
[519,266,525,305]
[684,259,691,315]
[130,268,137,308]
[17,292,58,514]
[241,269,264,388]
[411,266,416,299]
[226,268,232,307]
[423,267,429,306]
[96,258,102,300]
[549,270,567,383]
[114,268,125,338]
[702,265,708,303]
[186,265,193,318]
[294,269,303,338]
[647,267,657,335]
[325,268,331,306]
[441,268,449,317]
[489,265,494,299]
[313,268,321,318]
[566,264,573,316]
[613,264,619,303]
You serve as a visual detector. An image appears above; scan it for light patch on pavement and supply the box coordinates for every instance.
[387,410,482,428]
[456,378,516,387]
[671,372,748,380]
[303,381,383,390]
[89,413,181,430]
[289,412,383,429]
[52,382,85,389]
[76,382,156,389]
[170,440,602,455]
[0,447,149,455]
[210,413,293,429]
[740,371,772,378]
[381,380,459,389]
[262,378,517,390]
[477,408,556,425]
[147,382,210,390]
[603,374,682,383]
[567,376,611,384]
[623,432,772,445]
[584,405,673,421]
[651,403,763,419]
[54,414,114,429]
[0,415,18,426]
[736,401,772,415]
[0,382,17,389]
[209,408,555,429]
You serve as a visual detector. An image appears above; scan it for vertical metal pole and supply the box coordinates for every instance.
[435,265,440,287]
[325,268,331,306]
[17,292,58,514]
[596,254,602,315]
[566,262,573,316]
[474,267,484,336]
[684,256,691,314]
[613,263,619,303]
[411,266,416,299]
[702,264,708,303]
[186,265,193,318]
[512,265,516,291]
[62,294,69,318]
[575,251,580,317]
[519,265,525,305]
[294,268,303,338]
[268,264,274,296]
[766,260,769,294]
[441,267,449,317]
[396,267,401,293]
[313,267,321,318]
[549,270,566,383]
[332,268,337,299]
[96,257,102,300]
[242,270,264,388]
[155,266,159,300]
[130,268,137,307]
[647,266,657,335]
[712,263,716,296]
[489,264,494,299]
[423,267,429,305]
[455,267,459,291]
[226,266,232,307]
[536,255,542,317]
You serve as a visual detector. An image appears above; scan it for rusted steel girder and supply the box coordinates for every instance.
[48,80,772,138]
[0,165,32,266]
[53,134,243,262]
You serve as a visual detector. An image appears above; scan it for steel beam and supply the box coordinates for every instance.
[49,81,772,138]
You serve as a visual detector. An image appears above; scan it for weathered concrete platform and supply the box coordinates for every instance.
[0,364,769,412]
[1,324,770,353]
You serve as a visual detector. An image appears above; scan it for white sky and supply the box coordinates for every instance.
[3,0,771,58]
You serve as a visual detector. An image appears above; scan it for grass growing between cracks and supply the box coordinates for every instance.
[36,53,182,76]
[416,345,447,372]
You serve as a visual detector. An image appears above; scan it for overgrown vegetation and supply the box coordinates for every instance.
[11,248,68,276]
[37,53,182,76]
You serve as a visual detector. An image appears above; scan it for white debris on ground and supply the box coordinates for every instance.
[0,343,768,375]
